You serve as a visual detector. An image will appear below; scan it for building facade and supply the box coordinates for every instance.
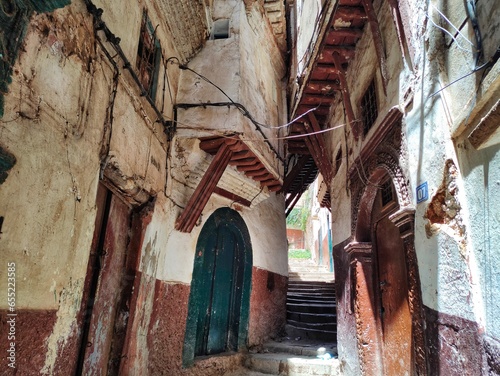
[286,0,500,375]
[0,0,289,374]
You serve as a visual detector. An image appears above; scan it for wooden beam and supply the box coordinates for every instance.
[361,0,388,95]
[308,112,334,183]
[213,187,251,207]
[335,6,367,22]
[236,163,264,172]
[281,155,311,193]
[323,46,356,61]
[332,51,360,139]
[175,142,234,233]
[301,128,330,185]
[327,28,364,39]
[307,80,341,92]
[387,0,413,69]
[199,137,226,153]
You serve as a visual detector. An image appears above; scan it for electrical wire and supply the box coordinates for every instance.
[428,55,498,98]
[430,4,475,47]
[165,56,327,130]
[175,120,350,142]
[425,14,475,54]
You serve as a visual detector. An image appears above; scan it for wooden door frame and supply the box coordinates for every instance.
[182,207,253,367]
[347,162,428,376]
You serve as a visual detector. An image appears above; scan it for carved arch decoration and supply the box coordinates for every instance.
[347,118,428,376]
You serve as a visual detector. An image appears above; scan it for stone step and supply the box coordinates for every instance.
[245,353,340,376]
[286,324,337,342]
[289,275,335,283]
[287,284,335,291]
[287,296,336,305]
[287,319,337,332]
[261,340,337,357]
[286,303,336,315]
[287,311,337,324]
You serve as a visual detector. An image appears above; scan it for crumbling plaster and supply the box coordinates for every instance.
[176,0,285,180]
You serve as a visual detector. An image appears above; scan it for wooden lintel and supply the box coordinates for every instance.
[332,51,359,139]
[175,142,233,233]
[361,0,388,95]
[303,93,336,102]
[213,187,252,207]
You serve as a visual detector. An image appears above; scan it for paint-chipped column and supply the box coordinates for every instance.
[344,242,382,376]
[389,207,429,376]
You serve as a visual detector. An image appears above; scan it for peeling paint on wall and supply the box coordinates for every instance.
[425,159,467,254]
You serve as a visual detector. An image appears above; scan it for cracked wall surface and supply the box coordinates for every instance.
[0,0,288,374]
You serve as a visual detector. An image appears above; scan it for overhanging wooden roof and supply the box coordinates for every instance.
[175,135,282,233]
[284,0,389,212]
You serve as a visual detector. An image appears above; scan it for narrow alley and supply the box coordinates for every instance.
[0,0,499,375]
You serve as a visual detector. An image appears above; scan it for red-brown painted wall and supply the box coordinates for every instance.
[287,228,304,249]
[248,267,287,346]
[332,239,361,375]
[425,306,488,375]
[0,310,56,374]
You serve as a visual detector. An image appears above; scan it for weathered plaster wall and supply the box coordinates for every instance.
[176,0,285,181]
[298,0,500,373]
[248,267,288,346]
[0,0,199,372]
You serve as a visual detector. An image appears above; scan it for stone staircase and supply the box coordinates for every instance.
[223,261,339,376]
[224,341,339,376]
[286,261,337,342]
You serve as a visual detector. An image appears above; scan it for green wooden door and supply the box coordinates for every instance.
[183,208,252,365]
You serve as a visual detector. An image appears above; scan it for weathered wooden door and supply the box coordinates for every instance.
[375,216,413,376]
[77,185,132,375]
[184,208,252,364]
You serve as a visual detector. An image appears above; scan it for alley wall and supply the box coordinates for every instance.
[0,0,289,374]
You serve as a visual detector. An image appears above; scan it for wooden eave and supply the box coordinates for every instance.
[175,135,282,233]
[284,0,389,210]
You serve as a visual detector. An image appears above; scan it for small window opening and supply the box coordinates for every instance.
[361,80,378,135]
[211,19,230,39]
[137,10,161,100]
[380,179,394,207]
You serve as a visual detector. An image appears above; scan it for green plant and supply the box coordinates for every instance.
[286,189,311,231]
[288,249,312,259]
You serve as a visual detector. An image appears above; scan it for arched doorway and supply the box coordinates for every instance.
[352,167,416,375]
[183,208,252,366]
[371,175,412,375]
